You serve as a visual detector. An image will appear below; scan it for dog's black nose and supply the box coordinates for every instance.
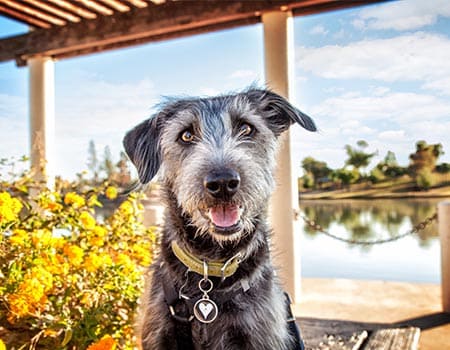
[204,169,240,199]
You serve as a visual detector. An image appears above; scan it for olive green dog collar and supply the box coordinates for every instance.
[171,241,241,279]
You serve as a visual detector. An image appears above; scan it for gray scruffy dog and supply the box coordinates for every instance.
[123,88,316,350]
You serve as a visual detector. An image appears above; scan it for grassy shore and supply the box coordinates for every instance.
[299,175,450,200]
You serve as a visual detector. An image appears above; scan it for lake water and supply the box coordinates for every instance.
[298,198,442,284]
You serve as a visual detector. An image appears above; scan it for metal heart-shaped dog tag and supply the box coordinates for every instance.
[193,298,218,323]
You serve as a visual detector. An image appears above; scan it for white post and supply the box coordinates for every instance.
[29,57,55,188]
[439,201,450,312]
[262,11,301,303]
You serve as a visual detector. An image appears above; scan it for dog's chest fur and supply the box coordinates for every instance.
[140,202,293,350]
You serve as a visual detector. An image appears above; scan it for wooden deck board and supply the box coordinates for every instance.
[294,278,449,349]
[297,318,420,350]
[364,328,420,350]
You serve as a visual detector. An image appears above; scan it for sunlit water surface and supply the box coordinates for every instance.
[299,198,441,283]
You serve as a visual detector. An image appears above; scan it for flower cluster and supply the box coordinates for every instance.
[0,182,156,350]
[0,191,22,229]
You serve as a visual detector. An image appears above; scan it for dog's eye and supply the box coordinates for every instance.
[179,129,195,144]
[238,123,255,137]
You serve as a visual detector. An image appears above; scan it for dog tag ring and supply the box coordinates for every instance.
[193,296,218,323]
[194,277,218,323]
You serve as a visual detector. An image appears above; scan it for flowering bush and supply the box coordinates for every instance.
[0,175,155,349]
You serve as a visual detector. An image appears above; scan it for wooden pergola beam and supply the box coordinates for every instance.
[0,0,387,66]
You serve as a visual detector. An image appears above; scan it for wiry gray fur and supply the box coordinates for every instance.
[123,88,316,350]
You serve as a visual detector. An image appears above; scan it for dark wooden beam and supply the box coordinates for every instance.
[55,17,260,61]
[293,0,391,16]
[0,0,389,65]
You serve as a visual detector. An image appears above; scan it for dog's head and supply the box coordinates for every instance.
[123,88,316,242]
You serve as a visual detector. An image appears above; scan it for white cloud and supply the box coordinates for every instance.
[372,86,390,96]
[309,25,328,36]
[54,76,158,177]
[355,0,450,31]
[291,90,450,169]
[297,32,450,95]
[229,69,258,80]
[422,77,450,96]
[378,130,406,141]
[310,91,450,123]
[198,87,221,96]
[0,94,29,160]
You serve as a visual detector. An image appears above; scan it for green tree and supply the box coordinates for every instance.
[373,151,407,180]
[344,140,377,173]
[331,168,359,187]
[301,157,332,188]
[409,141,444,173]
[409,141,444,189]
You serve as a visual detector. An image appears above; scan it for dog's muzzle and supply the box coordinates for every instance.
[204,168,242,234]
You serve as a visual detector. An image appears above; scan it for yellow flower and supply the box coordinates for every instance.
[84,252,103,273]
[88,194,102,207]
[31,229,53,247]
[118,201,133,216]
[113,253,134,272]
[45,201,63,212]
[93,225,107,237]
[8,275,48,319]
[132,244,152,266]
[0,338,6,350]
[0,191,22,225]
[8,293,30,318]
[9,229,28,246]
[79,211,96,230]
[28,266,53,292]
[105,186,118,200]
[87,335,117,350]
[63,244,84,266]
[64,192,85,208]
[89,235,104,247]
[100,252,113,266]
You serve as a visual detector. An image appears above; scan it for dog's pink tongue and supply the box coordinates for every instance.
[209,204,240,228]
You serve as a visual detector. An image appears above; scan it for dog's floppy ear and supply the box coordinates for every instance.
[247,89,316,136]
[123,116,161,184]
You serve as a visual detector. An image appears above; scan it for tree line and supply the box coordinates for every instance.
[82,140,132,187]
[300,140,450,191]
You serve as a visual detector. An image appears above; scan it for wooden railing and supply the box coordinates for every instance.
[439,201,450,312]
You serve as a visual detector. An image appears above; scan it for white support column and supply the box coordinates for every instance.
[439,201,450,312]
[29,57,55,188]
[262,11,302,303]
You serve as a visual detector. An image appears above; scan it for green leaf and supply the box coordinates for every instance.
[61,328,73,347]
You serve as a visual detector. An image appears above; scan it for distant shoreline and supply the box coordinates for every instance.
[299,178,450,200]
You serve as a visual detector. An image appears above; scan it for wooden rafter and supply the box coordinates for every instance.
[97,0,131,13]
[0,0,67,26]
[22,0,81,23]
[46,0,97,19]
[124,0,148,8]
[0,3,51,28]
[0,0,389,65]
[73,0,114,16]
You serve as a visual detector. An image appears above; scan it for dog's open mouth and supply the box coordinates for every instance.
[208,204,242,234]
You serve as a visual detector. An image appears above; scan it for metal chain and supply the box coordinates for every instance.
[300,212,438,246]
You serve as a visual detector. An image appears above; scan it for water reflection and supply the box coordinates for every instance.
[299,199,440,249]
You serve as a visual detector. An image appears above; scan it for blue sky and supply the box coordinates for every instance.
[1,0,450,179]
